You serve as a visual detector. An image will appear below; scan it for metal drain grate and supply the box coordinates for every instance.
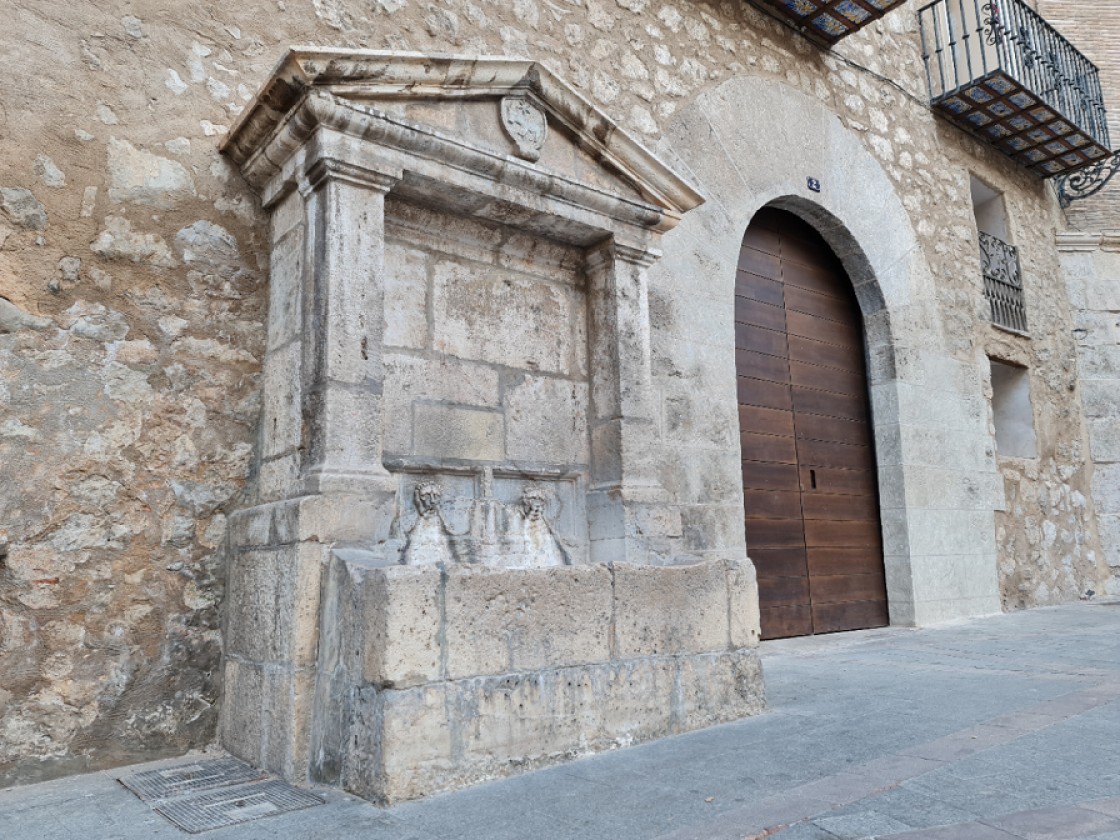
[118,757,325,834]
[120,757,264,801]
[153,780,325,834]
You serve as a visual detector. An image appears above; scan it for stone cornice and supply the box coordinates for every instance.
[1056,231,1120,252]
[586,239,661,271]
[221,48,704,233]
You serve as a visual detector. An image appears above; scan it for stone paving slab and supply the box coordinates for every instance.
[981,806,1120,840]
[2,602,1120,839]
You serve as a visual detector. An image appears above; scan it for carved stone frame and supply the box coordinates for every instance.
[222,50,705,568]
[218,49,721,797]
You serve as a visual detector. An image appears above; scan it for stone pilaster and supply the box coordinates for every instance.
[585,239,675,564]
[299,158,397,498]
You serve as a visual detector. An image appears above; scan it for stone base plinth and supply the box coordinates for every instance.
[343,648,764,804]
[220,527,765,803]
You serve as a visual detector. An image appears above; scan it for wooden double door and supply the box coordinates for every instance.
[736,208,889,640]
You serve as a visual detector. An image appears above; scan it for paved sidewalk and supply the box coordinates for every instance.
[4,601,1120,840]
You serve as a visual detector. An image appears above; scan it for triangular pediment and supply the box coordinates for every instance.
[223,49,703,232]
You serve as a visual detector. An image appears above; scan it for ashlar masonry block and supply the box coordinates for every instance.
[224,544,324,667]
[359,565,443,689]
[357,650,764,804]
[613,560,731,657]
[442,563,613,679]
[728,558,762,650]
[677,651,765,728]
[412,403,505,463]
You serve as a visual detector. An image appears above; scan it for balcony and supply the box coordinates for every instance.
[748,0,907,46]
[980,232,1028,333]
[919,0,1111,177]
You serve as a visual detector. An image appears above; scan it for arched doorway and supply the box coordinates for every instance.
[736,207,889,640]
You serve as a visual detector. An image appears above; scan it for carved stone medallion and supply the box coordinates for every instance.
[500,96,548,162]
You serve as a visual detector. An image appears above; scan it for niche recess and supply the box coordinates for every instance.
[970,175,1009,241]
[990,358,1038,459]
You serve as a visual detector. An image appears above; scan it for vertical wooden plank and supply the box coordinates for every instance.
[781,210,888,637]
[738,213,812,641]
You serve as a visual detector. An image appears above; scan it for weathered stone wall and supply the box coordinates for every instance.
[1039,3,1120,593]
[976,172,1110,609]
[984,321,1107,608]
[382,202,590,471]
[1059,235,1120,588]
[0,0,1111,786]
[0,104,267,786]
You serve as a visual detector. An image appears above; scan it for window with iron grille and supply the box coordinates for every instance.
[970,175,1027,334]
[980,231,1028,333]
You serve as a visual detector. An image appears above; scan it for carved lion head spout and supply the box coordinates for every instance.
[413,480,444,518]
[519,485,548,521]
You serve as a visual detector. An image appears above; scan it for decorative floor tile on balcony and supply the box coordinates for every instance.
[934,71,1111,176]
[748,0,905,46]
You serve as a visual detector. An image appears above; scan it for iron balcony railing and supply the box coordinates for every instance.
[919,0,1111,177]
[979,232,1028,333]
[746,0,906,46]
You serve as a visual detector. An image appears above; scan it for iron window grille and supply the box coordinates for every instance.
[980,231,1028,333]
[919,0,1111,176]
